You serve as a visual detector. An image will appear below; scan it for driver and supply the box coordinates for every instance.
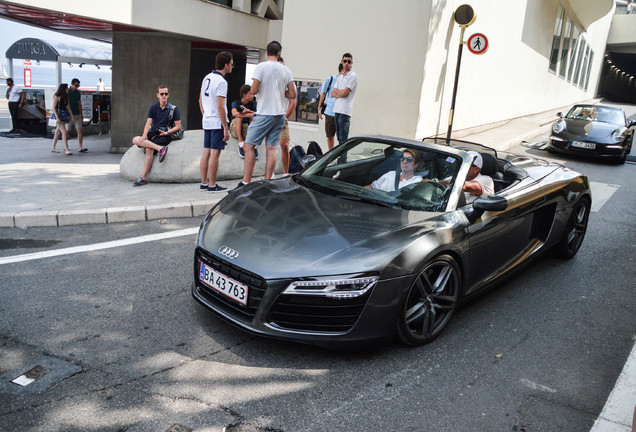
[463,151,494,203]
[367,150,423,192]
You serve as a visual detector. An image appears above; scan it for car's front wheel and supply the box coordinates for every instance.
[555,197,590,259]
[397,255,460,346]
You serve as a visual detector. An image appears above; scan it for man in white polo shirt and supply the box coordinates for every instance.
[5,78,24,133]
[331,53,358,145]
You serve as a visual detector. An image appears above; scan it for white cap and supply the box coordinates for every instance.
[467,151,483,169]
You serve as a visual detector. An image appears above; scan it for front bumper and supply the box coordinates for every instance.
[191,246,409,349]
[547,136,626,159]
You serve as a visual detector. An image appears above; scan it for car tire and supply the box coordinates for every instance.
[555,197,590,259]
[397,254,460,346]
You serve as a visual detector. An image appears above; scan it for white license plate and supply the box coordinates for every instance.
[199,262,248,305]
[571,141,596,149]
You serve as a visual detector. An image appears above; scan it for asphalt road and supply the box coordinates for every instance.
[1,120,635,431]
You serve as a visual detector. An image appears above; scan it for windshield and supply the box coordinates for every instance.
[298,139,463,212]
[565,105,626,125]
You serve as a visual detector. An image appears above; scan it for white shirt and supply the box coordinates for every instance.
[96,81,105,91]
[7,84,22,102]
[333,70,358,116]
[372,171,423,192]
[464,174,495,204]
[252,60,293,116]
[200,71,228,130]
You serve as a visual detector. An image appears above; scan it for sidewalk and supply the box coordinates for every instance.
[0,100,633,431]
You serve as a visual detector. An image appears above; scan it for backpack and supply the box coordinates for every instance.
[289,145,307,173]
[168,104,185,140]
[307,141,323,159]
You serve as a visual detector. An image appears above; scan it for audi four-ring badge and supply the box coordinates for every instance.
[218,246,239,259]
[192,135,591,350]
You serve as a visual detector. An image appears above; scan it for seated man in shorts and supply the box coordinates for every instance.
[131,85,181,186]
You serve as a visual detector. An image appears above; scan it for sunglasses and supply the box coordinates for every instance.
[159,92,169,96]
[400,157,414,163]
[342,59,352,63]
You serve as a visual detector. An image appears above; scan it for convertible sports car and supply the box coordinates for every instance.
[192,136,591,349]
[547,104,634,164]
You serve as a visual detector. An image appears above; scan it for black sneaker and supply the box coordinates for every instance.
[133,177,147,187]
[238,146,245,159]
[233,181,247,191]
[208,184,227,192]
[200,184,208,190]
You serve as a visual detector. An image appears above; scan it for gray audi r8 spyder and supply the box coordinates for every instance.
[547,104,634,164]
[192,136,591,349]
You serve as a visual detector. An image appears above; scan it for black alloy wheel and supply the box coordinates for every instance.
[556,197,590,259]
[397,254,460,346]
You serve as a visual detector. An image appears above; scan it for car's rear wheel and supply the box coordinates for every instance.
[397,255,460,346]
[555,197,590,259]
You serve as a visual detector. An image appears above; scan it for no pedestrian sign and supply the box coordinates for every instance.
[467,33,488,55]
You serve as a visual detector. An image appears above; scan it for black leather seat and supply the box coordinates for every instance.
[479,153,504,192]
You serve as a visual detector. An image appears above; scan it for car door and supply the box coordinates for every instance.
[463,176,548,296]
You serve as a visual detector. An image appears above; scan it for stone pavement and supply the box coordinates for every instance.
[0,97,634,431]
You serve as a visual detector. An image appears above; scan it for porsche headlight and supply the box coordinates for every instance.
[283,275,379,299]
[612,128,628,142]
[552,121,565,134]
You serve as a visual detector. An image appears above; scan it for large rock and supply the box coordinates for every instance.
[120,129,281,183]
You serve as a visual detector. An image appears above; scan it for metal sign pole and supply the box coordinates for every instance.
[447,4,476,140]
[447,26,466,140]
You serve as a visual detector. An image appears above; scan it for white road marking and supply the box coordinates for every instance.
[590,182,620,212]
[520,378,557,393]
[0,227,199,266]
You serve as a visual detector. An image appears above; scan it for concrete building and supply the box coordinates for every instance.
[0,0,619,152]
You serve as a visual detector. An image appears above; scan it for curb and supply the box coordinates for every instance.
[0,197,224,228]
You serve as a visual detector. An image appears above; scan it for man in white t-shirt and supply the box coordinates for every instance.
[96,78,106,91]
[464,151,494,203]
[236,41,297,189]
[199,51,234,192]
[332,53,358,145]
[5,78,24,133]
[368,150,423,192]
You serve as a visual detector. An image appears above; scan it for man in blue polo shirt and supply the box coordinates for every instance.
[131,85,182,186]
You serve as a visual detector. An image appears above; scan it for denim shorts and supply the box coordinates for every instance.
[204,129,226,150]
[245,114,285,146]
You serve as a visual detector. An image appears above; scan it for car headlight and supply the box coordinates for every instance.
[612,128,628,142]
[552,121,565,134]
[283,275,379,299]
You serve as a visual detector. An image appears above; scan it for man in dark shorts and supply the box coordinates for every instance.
[131,85,181,186]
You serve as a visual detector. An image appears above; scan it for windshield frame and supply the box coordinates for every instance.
[297,136,470,212]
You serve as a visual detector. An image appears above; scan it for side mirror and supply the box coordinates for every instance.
[628,120,636,129]
[301,154,316,169]
[465,195,508,223]
[556,112,563,118]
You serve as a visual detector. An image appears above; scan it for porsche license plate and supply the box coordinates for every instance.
[571,141,596,149]
[199,262,248,305]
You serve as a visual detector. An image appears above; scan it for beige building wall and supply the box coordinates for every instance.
[281,0,614,146]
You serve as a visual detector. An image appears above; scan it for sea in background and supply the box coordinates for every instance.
[4,62,111,91]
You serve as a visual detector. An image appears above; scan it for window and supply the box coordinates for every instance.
[584,51,594,90]
[558,16,572,78]
[579,45,590,88]
[289,80,321,125]
[549,4,565,72]
[567,27,581,82]
[573,40,586,85]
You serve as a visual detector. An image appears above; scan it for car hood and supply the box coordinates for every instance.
[198,178,451,279]
[559,119,622,142]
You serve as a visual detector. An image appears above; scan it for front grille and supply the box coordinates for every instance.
[194,247,267,323]
[269,293,370,333]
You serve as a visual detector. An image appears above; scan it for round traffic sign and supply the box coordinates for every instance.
[467,33,488,55]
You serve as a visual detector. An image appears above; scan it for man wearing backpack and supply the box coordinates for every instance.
[130,85,181,186]
[317,63,342,150]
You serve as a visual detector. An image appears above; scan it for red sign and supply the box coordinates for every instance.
[23,59,31,66]
[467,33,489,55]
[24,68,32,87]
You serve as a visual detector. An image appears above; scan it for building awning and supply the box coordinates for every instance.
[5,37,112,66]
